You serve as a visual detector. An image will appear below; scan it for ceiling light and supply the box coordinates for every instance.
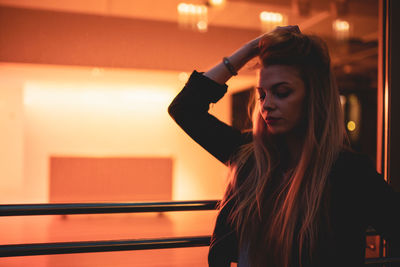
[208,0,225,7]
[259,11,287,33]
[332,19,350,40]
[177,3,208,32]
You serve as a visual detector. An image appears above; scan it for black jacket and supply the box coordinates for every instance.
[168,71,400,266]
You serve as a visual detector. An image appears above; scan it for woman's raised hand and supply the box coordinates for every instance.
[203,34,263,84]
[204,25,300,84]
[243,25,300,59]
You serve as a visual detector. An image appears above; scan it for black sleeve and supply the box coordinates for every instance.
[361,156,400,245]
[168,70,249,165]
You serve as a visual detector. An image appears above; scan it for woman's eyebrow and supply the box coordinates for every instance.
[256,82,290,91]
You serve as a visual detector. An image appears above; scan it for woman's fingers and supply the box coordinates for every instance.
[275,25,301,33]
[247,25,301,55]
[245,34,266,55]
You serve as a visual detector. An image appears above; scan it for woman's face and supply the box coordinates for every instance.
[257,65,306,135]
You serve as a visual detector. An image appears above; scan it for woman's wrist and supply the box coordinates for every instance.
[203,39,260,85]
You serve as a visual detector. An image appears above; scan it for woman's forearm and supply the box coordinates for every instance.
[204,39,260,85]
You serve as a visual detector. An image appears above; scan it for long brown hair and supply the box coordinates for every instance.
[221,28,347,266]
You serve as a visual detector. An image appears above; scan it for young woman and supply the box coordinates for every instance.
[168,26,400,267]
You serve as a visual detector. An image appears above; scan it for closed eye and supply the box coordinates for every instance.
[275,91,291,98]
[274,85,292,98]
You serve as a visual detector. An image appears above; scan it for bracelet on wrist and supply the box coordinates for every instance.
[222,57,238,76]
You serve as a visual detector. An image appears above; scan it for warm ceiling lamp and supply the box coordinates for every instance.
[332,19,350,40]
[208,0,225,7]
[177,3,208,32]
[259,11,287,32]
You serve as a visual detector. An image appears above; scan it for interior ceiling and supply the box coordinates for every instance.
[230,0,377,12]
[0,0,378,40]
[0,0,379,77]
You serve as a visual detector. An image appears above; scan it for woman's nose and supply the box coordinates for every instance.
[262,95,276,111]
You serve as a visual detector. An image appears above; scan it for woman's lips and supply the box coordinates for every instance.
[266,117,281,125]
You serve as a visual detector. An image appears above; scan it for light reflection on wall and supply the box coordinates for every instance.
[1,64,256,204]
[24,84,173,112]
[346,94,361,142]
[18,71,231,203]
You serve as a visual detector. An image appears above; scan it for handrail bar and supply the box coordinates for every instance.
[0,236,211,257]
[2,200,392,263]
[0,236,399,264]
[0,200,220,216]
[0,201,381,236]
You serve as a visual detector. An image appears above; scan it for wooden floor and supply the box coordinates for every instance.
[0,210,218,267]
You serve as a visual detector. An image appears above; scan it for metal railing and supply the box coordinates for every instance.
[0,200,219,216]
[0,236,211,257]
[0,200,217,258]
[0,200,399,265]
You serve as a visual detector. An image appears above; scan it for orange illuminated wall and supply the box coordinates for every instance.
[49,157,172,203]
[0,63,255,204]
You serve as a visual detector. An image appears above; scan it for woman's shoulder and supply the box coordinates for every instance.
[333,148,374,170]
[330,148,378,185]
[328,149,389,204]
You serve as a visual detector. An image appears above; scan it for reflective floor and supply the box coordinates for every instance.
[0,210,218,267]
[0,210,379,266]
